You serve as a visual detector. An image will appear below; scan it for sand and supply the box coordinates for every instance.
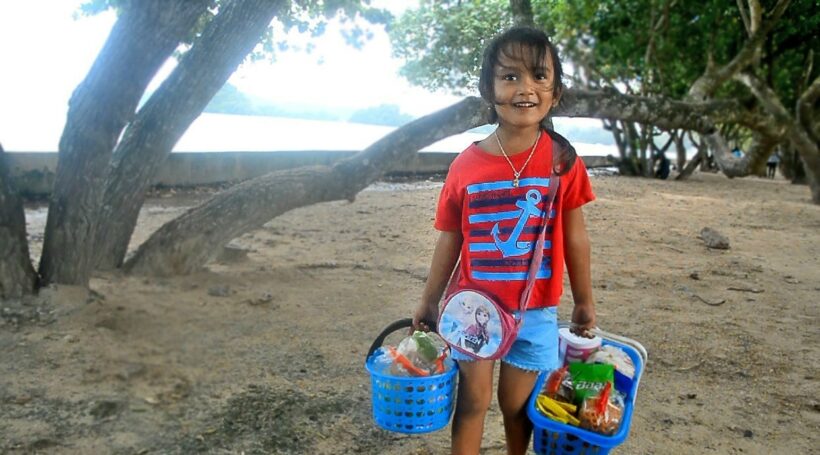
[1,171,818,454]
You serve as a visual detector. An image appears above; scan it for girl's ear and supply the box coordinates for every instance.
[552,87,563,107]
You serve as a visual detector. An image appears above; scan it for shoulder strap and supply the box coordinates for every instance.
[443,135,561,312]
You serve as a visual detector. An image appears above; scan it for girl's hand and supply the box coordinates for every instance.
[570,302,596,338]
[411,301,438,334]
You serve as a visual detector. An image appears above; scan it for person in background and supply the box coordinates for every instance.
[766,152,780,179]
[654,151,670,180]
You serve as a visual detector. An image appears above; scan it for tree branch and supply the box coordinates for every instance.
[123,97,486,275]
[687,0,789,99]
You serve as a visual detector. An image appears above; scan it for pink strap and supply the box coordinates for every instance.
[444,139,560,313]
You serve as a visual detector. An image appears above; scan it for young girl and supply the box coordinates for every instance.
[412,26,597,454]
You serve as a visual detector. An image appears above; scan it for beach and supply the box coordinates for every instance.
[2,171,818,454]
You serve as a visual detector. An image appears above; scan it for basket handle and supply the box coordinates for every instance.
[559,321,649,368]
[366,318,437,361]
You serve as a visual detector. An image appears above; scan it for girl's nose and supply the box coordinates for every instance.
[517,74,536,94]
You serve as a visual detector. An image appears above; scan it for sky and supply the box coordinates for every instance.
[0,1,611,154]
[0,1,467,150]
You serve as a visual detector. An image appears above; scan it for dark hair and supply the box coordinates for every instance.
[478,26,576,175]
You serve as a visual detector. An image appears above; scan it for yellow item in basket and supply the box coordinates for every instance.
[536,395,580,426]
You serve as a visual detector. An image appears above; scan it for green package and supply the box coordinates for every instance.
[569,362,615,403]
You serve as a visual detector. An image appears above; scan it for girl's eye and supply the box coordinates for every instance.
[535,73,548,81]
[501,73,517,81]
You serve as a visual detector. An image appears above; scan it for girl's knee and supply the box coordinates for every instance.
[498,395,528,419]
[455,381,493,417]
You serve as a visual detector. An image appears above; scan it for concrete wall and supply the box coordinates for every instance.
[5,151,615,196]
[4,151,459,196]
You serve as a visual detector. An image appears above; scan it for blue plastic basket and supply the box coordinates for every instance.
[527,337,645,455]
[365,319,458,434]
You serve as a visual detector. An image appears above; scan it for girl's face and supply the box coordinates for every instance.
[476,309,489,324]
[493,45,557,129]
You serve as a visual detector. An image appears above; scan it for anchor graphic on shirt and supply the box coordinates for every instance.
[491,189,543,257]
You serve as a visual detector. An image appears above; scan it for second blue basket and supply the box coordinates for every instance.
[365,318,458,434]
[527,336,646,455]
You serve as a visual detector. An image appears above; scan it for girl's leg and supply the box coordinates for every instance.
[451,360,495,455]
[497,362,539,455]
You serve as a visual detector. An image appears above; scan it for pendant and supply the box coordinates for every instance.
[512,178,519,187]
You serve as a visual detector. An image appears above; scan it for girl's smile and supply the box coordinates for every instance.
[492,46,558,133]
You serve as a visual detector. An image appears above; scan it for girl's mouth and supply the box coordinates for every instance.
[513,102,537,108]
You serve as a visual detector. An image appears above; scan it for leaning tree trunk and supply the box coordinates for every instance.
[0,145,37,299]
[123,89,764,276]
[38,0,210,286]
[123,90,780,275]
[736,72,820,202]
[95,0,289,270]
[123,97,488,275]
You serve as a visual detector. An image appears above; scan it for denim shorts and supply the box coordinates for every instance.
[450,306,560,372]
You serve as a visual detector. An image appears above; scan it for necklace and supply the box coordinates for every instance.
[494,129,541,187]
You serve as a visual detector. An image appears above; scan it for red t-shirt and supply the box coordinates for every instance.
[435,132,595,311]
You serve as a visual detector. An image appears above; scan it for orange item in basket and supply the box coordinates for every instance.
[578,382,623,435]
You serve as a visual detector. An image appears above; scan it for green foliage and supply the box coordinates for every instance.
[389,0,512,94]
[348,104,414,126]
[390,0,816,106]
[77,0,392,60]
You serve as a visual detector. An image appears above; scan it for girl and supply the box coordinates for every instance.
[412,26,597,455]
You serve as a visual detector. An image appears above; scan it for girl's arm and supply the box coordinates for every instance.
[413,230,463,330]
[563,206,597,335]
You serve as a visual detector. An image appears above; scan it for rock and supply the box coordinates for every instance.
[216,244,250,264]
[89,399,125,420]
[207,285,232,297]
[699,227,730,249]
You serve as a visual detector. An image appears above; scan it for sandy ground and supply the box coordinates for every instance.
[1,171,819,454]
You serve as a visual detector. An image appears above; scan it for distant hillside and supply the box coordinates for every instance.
[205,83,349,121]
[348,104,414,126]
[470,120,615,145]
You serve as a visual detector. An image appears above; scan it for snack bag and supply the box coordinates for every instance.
[542,365,574,402]
[387,331,452,377]
[578,382,624,435]
[569,362,614,404]
[586,345,635,378]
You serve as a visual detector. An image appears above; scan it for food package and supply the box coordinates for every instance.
[542,365,574,403]
[374,331,453,377]
[586,345,635,378]
[586,345,636,393]
[535,393,579,426]
[578,382,624,435]
[569,362,614,404]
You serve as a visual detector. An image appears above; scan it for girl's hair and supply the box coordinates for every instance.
[478,26,577,175]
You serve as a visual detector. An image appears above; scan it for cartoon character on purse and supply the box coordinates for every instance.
[439,290,505,357]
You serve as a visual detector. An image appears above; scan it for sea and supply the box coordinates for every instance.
[1,112,620,156]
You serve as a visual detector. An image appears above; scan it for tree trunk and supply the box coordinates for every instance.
[123,97,487,275]
[509,0,535,26]
[735,72,820,202]
[677,132,706,180]
[674,130,687,171]
[38,0,210,286]
[96,0,289,270]
[0,145,37,300]
[780,144,807,184]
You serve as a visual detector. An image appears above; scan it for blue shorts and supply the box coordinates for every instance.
[450,306,560,372]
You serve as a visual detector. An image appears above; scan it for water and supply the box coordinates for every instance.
[1,112,620,156]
